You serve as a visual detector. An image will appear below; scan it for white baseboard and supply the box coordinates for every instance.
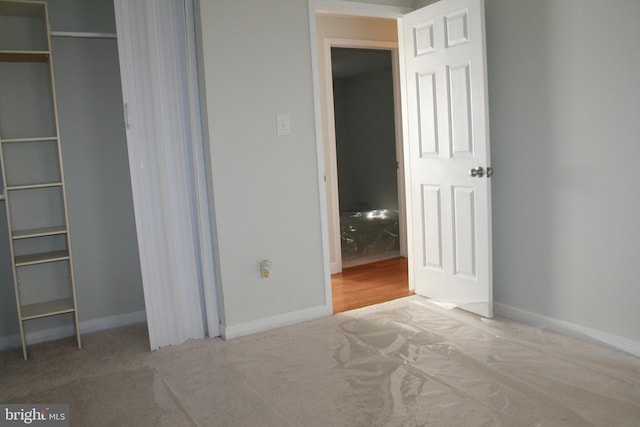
[494,302,640,358]
[0,310,146,351]
[330,261,341,274]
[221,304,332,340]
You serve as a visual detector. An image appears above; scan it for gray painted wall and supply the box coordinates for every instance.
[53,37,144,323]
[197,0,640,345]
[198,0,327,328]
[4,0,638,351]
[0,210,16,337]
[49,0,144,324]
[334,66,398,212]
[486,0,640,342]
[0,0,144,340]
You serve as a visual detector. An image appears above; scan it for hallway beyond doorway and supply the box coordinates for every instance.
[332,257,412,314]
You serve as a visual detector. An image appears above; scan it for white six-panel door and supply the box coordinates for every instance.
[402,0,492,317]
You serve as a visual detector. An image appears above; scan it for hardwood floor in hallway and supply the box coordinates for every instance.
[332,257,413,314]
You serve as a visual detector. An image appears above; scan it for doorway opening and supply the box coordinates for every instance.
[332,257,411,313]
[332,47,400,268]
[326,43,411,313]
[315,1,493,318]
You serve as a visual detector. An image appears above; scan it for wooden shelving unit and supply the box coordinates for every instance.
[0,0,81,360]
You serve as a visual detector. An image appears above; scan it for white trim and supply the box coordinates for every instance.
[221,304,332,340]
[396,14,415,292]
[51,31,117,39]
[308,0,412,298]
[311,0,409,17]
[495,303,640,358]
[0,311,146,351]
[392,47,407,258]
[321,37,342,274]
[322,38,402,275]
[308,3,334,312]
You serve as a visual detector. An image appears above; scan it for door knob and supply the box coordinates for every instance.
[470,166,484,177]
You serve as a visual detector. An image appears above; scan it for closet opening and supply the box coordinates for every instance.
[0,0,147,357]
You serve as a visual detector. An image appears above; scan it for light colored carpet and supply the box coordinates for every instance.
[1,295,639,426]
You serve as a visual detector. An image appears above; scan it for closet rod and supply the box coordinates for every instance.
[51,31,117,39]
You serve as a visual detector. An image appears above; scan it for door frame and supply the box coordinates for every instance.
[322,38,407,274]
[310,0,494,317]
[308,0,414,308]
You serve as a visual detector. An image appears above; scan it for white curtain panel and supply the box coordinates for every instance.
[113,0,220,350]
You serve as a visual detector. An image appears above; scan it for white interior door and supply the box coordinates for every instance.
[401,0,493,317]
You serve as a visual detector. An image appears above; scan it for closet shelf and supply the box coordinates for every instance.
[51,31,116,39]
[0,136,58,144]
[15,249,69,266]
[1,0,81,360]
[0,0,82,360]
[5,182,62,191]
[0,1,46,17]
[20,298,75,321]
[12,225,67,240]
[0,50,49,63]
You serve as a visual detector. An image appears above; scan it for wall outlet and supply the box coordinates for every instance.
[259,260,272,278]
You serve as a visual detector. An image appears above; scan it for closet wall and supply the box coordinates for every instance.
[0,0,144,342]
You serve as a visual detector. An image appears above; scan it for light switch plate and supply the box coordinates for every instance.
[276,113,291,136]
